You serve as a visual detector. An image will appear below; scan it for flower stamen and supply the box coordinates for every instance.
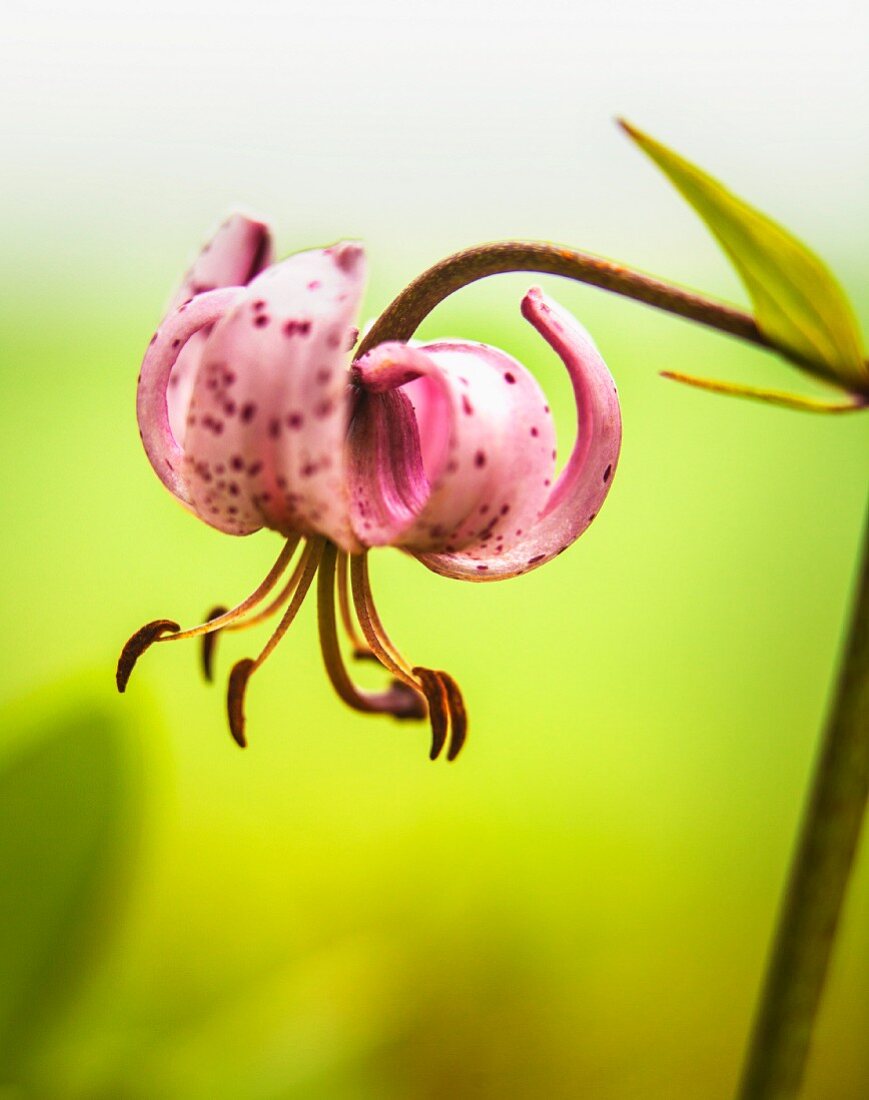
[200,545,314,678]
[336,550,376,661]
[117,537,299,692]
[201,606,228,681]
[226,538,324,748]
[166,536,300,644]
[116,619,181,692]
[349,552,468,760]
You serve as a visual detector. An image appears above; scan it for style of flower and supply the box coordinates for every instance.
[118,214,622,760]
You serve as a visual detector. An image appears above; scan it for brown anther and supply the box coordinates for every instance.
[439,672,468,761]
[227,658,255,748]
[200,605,229,682]
[116,619,180,692]
[412,667,450,761]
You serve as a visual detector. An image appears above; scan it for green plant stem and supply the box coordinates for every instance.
[358,240,778,360]
[737,497,869,1100]
[362,240,869,1097]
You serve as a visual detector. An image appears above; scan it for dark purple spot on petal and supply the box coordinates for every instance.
[254,315,270,328]
[269,419,281,438]
[504,372,516,384]
[315,400,334,419]
[527,554,546,565]
[474,451,486,468]
[230,455,244,471]
[530,426,539,437]
[462,395,474,416]
[286,412,303,429]
[603,464,612,482]
[476,564,489,571]
[241,402,256,422]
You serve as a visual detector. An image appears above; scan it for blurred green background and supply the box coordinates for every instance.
[1,1,867,1096]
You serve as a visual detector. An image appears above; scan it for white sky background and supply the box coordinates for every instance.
[2,0,867,290]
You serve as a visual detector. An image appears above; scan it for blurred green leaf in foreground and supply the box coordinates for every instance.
[0,692,145,1085]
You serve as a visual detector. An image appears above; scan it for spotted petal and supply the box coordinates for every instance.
[165,213,273,443]
[352,289,621,579]
[137,287,245,505]
[181,243,366,544]
[350,339,557,557]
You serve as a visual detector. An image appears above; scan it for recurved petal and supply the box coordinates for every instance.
[137,287,244,506]
[416,288,622,580]
[181,243,366,542]
[349,339,557,555]
[166,213,274,444]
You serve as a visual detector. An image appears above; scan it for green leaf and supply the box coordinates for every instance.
[0,701,142,1081]
[620,120,867,390]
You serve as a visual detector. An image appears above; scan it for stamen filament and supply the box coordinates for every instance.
[336,550,375,659]
[251,540,324,671]
[226,539,324,748]
[225,550,311,634]
[163,536,300,644]
[199,549,310,680]
[349,553,416,683]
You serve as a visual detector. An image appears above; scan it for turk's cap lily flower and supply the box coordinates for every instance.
[123,214,622,759]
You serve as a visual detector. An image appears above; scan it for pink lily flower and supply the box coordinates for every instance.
[119,215,622,760]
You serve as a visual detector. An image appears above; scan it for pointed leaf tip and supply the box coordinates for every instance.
[621,121,867,390]
[661,370,866,413]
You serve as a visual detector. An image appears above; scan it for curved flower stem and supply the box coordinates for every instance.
[358,240,777,360]
[737,496,869,1100]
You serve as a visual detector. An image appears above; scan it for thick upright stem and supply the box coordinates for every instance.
[737,498,869,1099]
[358,240,772,358]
